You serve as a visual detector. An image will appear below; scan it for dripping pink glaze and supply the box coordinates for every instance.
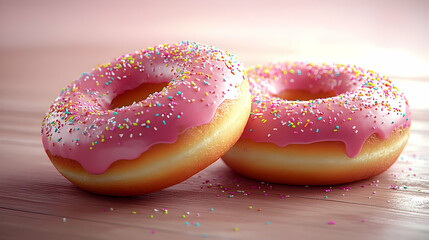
[41,42,246,174]
[242,62,411,158]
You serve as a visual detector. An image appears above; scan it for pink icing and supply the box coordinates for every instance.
[242,62,411,157]
[41,42,246,174]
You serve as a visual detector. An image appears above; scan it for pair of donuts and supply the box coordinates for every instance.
[42,42,411,195]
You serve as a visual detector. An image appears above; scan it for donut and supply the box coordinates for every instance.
[41,42,251,196]
[222,62,411,185]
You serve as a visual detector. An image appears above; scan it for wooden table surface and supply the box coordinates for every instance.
[1,1,428,239]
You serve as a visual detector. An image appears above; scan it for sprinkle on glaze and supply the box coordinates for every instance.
[242,62,411,157]
[41,42,245,174]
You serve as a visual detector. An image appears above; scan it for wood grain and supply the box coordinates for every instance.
[1,61,428,239]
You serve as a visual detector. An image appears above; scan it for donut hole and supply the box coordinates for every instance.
[271,89,338,101]
[110,82,169,109]
[260,65,356,101]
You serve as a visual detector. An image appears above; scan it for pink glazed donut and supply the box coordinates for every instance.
[222,62,411,185]
[42,42,251,196]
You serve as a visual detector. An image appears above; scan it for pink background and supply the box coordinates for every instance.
[1,0,428,75]
[1,0,428,110]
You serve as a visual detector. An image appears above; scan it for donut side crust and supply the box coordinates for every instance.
[222,127,410,185]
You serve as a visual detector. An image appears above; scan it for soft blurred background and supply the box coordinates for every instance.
[1,0,428,112]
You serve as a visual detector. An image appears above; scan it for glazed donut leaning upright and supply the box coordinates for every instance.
[41,42,251,196]
[222,62,411,185]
